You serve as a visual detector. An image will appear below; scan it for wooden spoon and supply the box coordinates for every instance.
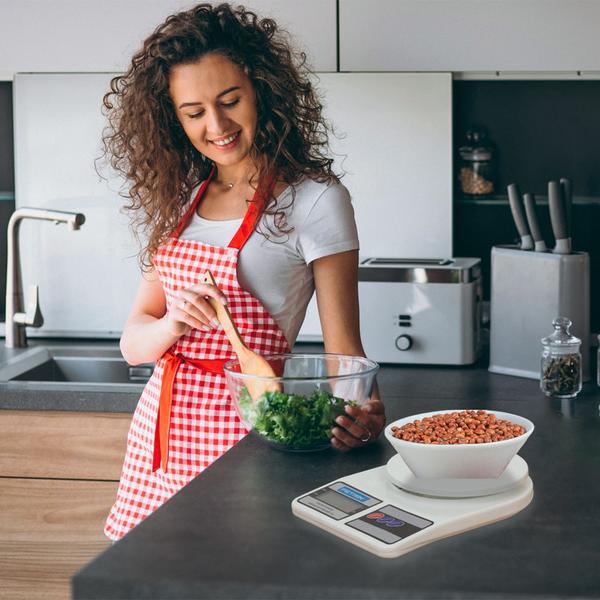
[201,270,280,399]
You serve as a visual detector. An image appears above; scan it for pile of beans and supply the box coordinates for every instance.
[459,168,494,195]
[391,410,525,445]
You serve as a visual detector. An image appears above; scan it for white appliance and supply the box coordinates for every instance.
[292,454,533,559]
[358,258,482,365]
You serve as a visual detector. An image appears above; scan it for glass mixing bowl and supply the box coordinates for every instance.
[224,353,379,452]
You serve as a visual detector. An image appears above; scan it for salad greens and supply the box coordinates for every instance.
[238,387,357,449]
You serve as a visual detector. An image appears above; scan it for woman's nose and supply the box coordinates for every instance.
[206,107,229,135]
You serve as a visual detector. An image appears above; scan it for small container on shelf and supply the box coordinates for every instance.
[458,130,495,197]
[540,317,582,399]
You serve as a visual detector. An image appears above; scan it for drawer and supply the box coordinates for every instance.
[0,477,117,600]
[0,410,131,480]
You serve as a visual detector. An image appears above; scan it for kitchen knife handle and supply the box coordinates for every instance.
[507,183,534,250]
[523,193,547,252]
[548,180,571,254]
[559,177,573,240]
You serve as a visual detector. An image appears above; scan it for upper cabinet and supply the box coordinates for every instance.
[0,0,337,79]
[340,0,600,73]
[5,0,600,77]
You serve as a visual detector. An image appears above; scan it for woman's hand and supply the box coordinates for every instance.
[330,398,386,452]
[164,283,229,337]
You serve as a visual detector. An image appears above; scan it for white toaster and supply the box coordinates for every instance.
[358,258,483,365]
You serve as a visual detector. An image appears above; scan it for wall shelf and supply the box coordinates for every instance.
[456,195,600,206]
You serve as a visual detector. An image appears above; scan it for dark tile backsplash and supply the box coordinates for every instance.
[453,80,600,197]
[0,82,14,191]
[453,79,600,334]
[454,199,600,332]
[0,82,15,319]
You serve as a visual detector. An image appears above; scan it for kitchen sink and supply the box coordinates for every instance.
[0,345,153,392]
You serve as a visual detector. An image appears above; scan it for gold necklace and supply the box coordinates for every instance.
[215,178,238,190]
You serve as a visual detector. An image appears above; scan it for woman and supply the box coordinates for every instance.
[102,2,385,541]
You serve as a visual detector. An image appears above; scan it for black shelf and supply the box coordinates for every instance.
[456,195,600,206]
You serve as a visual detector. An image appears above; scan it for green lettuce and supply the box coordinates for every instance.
[238,387,357,449]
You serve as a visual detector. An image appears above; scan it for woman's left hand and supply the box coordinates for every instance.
[331,398,386,452]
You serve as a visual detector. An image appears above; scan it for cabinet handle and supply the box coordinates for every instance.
[128,366,153,382]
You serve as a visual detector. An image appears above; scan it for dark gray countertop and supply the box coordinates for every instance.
[72,360,600,600]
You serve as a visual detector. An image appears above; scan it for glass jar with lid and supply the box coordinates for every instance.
[540,317,582,399]
[458,130,495,196]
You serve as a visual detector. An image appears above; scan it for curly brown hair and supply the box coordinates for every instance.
[101,2,338,270]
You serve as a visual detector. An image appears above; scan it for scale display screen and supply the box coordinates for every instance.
[346,504,433,545]
[297,481,381,520]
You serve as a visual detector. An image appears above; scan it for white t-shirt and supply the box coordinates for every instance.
[179,176,359,346]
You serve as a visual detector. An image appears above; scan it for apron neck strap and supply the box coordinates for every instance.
[227,173,276,250]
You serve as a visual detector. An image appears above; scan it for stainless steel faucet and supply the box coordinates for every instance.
[5,208,86,348]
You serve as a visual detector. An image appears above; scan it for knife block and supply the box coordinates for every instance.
[489,246,590,381]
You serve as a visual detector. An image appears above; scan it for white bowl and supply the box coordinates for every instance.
[384,410,534,479]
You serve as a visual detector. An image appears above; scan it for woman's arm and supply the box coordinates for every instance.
[120,268,228,365]
[312,249,386,451]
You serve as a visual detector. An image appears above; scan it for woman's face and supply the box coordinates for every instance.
[170,53,258,170]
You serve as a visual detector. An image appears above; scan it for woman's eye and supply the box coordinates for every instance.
[185,98,239,119]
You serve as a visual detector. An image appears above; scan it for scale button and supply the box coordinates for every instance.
[366,512,386,520]
[395,334,413,351]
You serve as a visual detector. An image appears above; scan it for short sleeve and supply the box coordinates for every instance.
[296,181,360,264]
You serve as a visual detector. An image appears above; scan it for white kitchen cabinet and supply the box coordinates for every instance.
[0,0,336,79]
[340,0,600,73]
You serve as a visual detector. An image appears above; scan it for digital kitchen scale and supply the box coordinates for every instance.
[292,455,533,558]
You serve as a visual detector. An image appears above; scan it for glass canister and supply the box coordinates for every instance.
[540,317,582,399]
[458,130,495,196]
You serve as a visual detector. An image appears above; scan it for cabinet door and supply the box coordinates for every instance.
[0,410,131,480]
[0,0,336,78]
[340,0,600,72]
[0,478,117,600]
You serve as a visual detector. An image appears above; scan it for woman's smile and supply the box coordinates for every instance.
[209,130,241,149]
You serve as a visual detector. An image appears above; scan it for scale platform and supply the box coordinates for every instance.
[292,455,533,558]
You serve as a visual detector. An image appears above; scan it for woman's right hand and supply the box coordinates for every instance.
[164,283,229,337]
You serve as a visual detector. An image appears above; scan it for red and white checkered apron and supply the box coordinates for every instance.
[105,167,290,540]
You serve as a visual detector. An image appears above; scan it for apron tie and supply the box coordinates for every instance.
[152,350,229,472]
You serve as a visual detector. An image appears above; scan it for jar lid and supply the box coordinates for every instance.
[458,130,493,161]
[541,317,581,348]
[459,147,492,161]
